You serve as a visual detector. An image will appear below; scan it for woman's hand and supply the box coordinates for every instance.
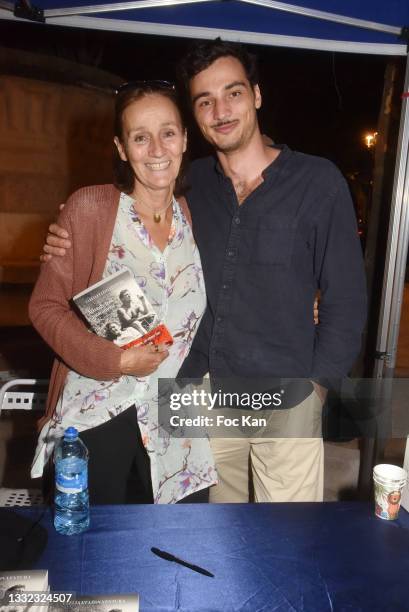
[120,343,169,376]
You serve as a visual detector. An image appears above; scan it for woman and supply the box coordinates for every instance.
[30,81,217,504]
[104,321,137,345]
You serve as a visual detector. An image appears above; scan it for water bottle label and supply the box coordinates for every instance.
[56,458,88,494]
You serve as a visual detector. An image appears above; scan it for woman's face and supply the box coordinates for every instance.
[114,93,187,195]
[106,322,121,337]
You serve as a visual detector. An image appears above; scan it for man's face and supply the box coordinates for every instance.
[121,290,131,304]
[189,56,261,153]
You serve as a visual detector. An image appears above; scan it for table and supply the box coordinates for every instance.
[14,503,409,611]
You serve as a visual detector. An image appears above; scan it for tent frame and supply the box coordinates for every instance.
[0,1,407,54]
[1,0,409,469]
[374,59,409,381]
[2,0,404,36]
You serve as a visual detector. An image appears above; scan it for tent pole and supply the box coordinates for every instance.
[373,52,409,381]
[44,0,212,19]
[39,0,402,39]
[242,0,401,36]
[358,52,409,497]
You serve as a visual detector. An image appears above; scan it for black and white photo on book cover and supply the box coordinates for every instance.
[50,593,139,612]
[73,269,172,349]
[0,570,49,612]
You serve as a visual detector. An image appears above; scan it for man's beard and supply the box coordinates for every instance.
[212,120,257,154]
[213,130,248,154]
[215,137,243,153]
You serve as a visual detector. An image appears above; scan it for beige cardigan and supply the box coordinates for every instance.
[29,184,191,428]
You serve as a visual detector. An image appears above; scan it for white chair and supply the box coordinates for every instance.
[0,378,49,506]
[0,488,45,507]
[0,378,48,414]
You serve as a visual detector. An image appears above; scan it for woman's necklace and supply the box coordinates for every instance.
[136,195,173,223]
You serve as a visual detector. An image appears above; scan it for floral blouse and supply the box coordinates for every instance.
[32,193,217,503]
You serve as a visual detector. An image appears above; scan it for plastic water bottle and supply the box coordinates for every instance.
[54,427,90,535]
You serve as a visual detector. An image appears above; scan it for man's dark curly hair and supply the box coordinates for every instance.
[178,38,259,98]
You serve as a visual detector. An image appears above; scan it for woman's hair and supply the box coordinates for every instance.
[113,82,188,197]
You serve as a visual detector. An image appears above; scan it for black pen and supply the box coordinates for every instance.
[151,547,214,578]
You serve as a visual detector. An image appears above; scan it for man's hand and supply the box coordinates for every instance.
[312,381,327,404]
[41,223,72,262]
[313,298,319,325]
[120,343,169,377]
[40,203,71,262]
[313,290,321,325]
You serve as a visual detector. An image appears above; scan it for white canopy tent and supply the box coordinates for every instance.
[1,0,408,383]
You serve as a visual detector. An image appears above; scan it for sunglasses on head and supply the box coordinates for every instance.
[115,80,176,95]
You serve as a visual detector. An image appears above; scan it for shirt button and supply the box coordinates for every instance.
[216,316,223,323]
[233,217,240,225]
[227,249,235,257]
[222,284,228,290]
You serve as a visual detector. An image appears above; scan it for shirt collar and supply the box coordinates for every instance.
[214,144,292,181]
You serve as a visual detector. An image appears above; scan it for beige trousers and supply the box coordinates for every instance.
[209,389,324,503]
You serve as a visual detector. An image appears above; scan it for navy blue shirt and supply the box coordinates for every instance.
[179,145,367,380]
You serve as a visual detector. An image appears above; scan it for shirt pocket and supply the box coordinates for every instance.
[241,216,297,267]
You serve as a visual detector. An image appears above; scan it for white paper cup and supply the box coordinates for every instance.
[373,464,407,520]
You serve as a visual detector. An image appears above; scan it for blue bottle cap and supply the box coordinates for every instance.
[64,427,78,439]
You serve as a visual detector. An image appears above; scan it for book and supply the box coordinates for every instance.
[73,269,172,349]
[0,572,139,612]
[0,569,49,612]
[50,593,139,611]
[401,435,409,513]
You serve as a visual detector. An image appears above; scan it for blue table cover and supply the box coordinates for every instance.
[12,502,409,611]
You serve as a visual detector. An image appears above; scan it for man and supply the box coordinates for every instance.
[117,290,152,334]
[42,39,367,503]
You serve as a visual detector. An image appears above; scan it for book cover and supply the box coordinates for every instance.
[401,435,409,513]
[0,570,49,612]
[73,269,172,349]
[50,593,139,611]
[0,569,48,592]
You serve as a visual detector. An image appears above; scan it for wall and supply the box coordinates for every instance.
[0,75,115,283]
